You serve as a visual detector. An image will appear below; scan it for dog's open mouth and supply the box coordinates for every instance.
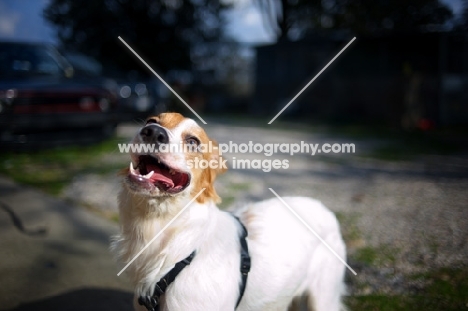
[128,155,190,194]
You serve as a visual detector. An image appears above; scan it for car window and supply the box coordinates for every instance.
[0,44,63,78]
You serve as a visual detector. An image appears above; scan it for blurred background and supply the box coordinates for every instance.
[0,0,468,310]
[1,0,467,130]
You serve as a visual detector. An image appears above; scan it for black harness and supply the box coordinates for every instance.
[138,215,251,311]
[232,215,251,308]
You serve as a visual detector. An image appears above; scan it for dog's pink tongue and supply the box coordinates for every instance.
[146,164,174,187]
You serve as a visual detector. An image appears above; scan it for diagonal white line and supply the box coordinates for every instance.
[268,188,357,276]
[268,37,356,124]
[118,36,207,125]
[117,188,206,276]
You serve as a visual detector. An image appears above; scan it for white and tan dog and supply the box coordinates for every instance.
[112,113,347,311]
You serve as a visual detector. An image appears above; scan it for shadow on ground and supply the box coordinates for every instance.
[4,288,133,311]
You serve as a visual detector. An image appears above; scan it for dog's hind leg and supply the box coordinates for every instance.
[305,237,347,311]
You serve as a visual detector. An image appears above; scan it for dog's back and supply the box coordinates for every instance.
[235,197,347,311]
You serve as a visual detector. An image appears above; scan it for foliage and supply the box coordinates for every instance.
[254,0,454,40]
[44,0,229,74]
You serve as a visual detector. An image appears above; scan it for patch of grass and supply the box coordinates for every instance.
[0,137,126,195]
[334,211,467,310]
[354,246,379,265]
[219,196,235,209]
[353,245,398,267]
[336,212,400,266]
[346,295,410,311]
[415,267,468,304]
[347,267,468,310]
[229,182,251,192]
[368,136,460,161]
[335,212,364,248]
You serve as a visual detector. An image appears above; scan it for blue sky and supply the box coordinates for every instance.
[0,0,55,43]
[0,0,464,44]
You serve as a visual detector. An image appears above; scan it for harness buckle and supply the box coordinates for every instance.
[240,255,251,274]
[138,295,159,311]
[154,283,164,296]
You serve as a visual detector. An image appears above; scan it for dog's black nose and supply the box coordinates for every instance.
[140,124,169,144]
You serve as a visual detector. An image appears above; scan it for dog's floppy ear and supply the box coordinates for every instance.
[193,138,227,204]
[210,139,228,175]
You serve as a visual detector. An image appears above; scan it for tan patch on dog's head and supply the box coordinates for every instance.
[146,112,186,130]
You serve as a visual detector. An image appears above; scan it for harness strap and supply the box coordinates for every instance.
[232,215,251,309]
[138,251,196,311]
[138,216,251,311]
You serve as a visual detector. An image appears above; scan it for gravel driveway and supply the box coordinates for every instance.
[63,120,468,296]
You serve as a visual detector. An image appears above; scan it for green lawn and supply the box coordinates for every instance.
[0,137,126,195]
[346,267,468,310]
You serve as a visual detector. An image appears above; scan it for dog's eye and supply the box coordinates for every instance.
[185,137,200,146]
[146,118,158,125]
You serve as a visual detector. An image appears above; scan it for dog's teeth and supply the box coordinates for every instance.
[144,171,154,179]
[129,162,141,175]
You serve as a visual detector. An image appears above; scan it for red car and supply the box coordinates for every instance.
[0,41,118,148]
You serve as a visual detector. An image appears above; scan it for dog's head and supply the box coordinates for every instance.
[123,112,226,204]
